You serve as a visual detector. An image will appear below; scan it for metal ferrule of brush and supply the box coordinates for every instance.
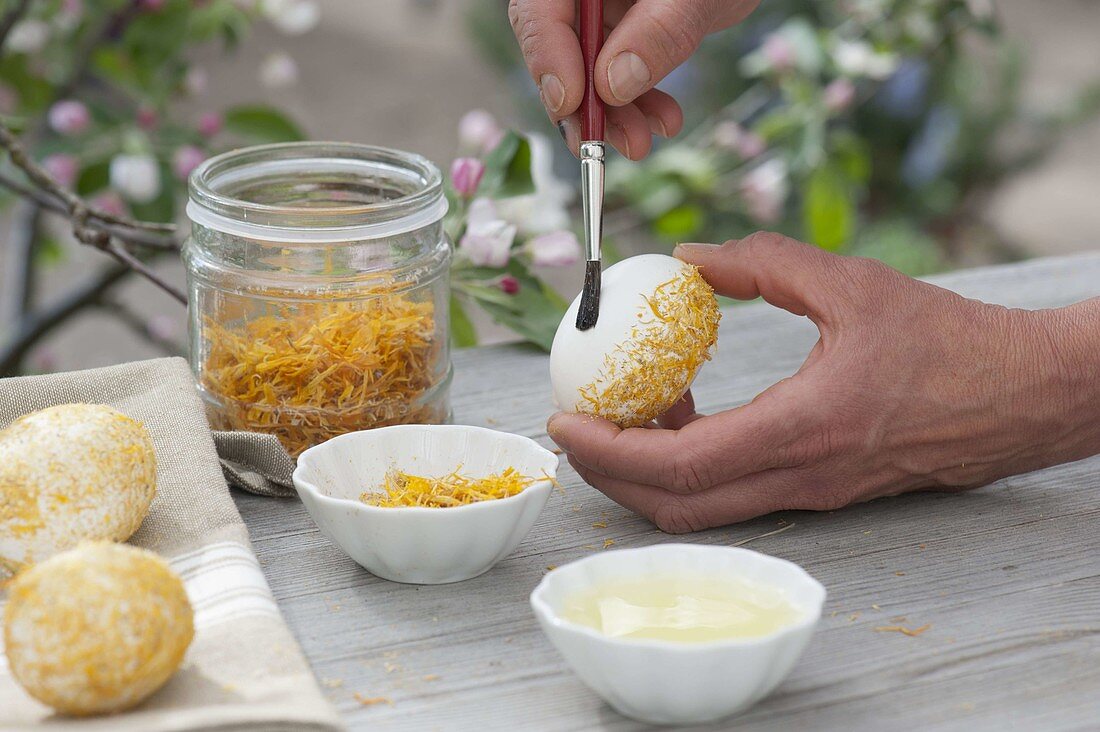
[579,140,605,264]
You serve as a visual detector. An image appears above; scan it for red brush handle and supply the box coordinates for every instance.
[580,0,604,141]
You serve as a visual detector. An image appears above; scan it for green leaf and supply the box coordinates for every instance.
[34,236,66,267]
[223,105,305,143]
[540,280,570,311]
[851,220,944,277]
[456,281,524,311]
[189,0,250,47]
[124,0,192,70]
[478,131,534,198]
[449,295,478,348]
[802,164,854,251]
[831,132,872,184]
[76,160,111,197]
[654,204,705,241]
[128,164,178,224]
[472,260,565,351]
[0,56,52,112]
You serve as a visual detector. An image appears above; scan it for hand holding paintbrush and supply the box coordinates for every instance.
[575,0,605,330]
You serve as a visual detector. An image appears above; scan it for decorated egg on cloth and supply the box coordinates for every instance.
[3,542,194,716]
[550,254,721,427]
[0,404,156,576]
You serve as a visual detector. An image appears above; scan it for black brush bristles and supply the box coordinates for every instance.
[575,260,601,330]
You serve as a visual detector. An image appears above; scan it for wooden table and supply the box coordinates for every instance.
[234,253,1100,731]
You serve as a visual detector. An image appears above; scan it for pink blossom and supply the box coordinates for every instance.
[62,0,83,15]
[137,105,158,130]
[90,191,127,218]
[47,100,90,136]
[458,109,504,154]
[184,67,208,96]
[42,154,79,188]
[146,313,179,342]
[740,159,789,224]
[458,198,516,268]
[761,34,796,72]
[450,157,485,198]
[737,130,766,159]
[198,112,223,137]
[30,348,58,374]
[499,275,520,295]
[823,78,856,112]
[526,230,580,267]
[0,84,19,115]
[260,52,299,88]
[173,145,206,181]
[712,121,765,159]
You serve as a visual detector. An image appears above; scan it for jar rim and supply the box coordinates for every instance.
[187,141,447,243]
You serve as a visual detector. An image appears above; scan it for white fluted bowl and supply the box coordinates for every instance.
[530,544,825,725]
[293,425,558,584]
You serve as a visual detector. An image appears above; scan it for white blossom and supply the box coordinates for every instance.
[7,20,49,54]
[263,0,320,35]
[495,134,573,236]
[109,154,161,204]
[526,230,580,267]
[740,159,789,224]
[260,52,299,88]
[459,198,516,268]
[458,109,504,154]
[833,40,898,80]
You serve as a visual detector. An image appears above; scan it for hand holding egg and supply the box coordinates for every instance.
[550,254,721,428]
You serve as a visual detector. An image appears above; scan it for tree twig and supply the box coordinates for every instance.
[104,239,185,304]
[0,264,131,376]
[0,172,179,249]
[0,120,187,302]
[0,122,176,236]
[2,199,42,318]
[97,298,182,356]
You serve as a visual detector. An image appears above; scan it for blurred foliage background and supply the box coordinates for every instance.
[467,0,1100,277]
[1,0,1099,372]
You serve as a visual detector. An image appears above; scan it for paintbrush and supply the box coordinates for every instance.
[575,0,605,331]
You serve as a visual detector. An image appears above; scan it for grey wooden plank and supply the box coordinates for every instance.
[234,252,1100,731]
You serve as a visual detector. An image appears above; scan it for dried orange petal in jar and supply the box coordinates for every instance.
[184,143,452,456]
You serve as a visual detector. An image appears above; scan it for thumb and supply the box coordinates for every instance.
[674,233,842,324]
[596,0,759,106]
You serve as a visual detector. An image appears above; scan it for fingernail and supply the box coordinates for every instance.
[607,51,651,103]
[539,73,566,114]
[557,118,579,156]
[608,122,631,160]
[546,413,566,438]
[646,114,669,137]
[673,243,719,259]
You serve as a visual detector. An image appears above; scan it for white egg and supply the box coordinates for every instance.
[550,254,721,427]
[0,404,157,577]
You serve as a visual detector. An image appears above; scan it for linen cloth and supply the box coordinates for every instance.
[0,357,342,731]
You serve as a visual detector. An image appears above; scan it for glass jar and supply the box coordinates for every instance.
[184,142,452,457]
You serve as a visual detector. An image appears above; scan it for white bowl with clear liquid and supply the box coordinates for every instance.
[530,544,826,725]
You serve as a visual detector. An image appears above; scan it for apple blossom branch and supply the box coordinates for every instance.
[0,120,186,304]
